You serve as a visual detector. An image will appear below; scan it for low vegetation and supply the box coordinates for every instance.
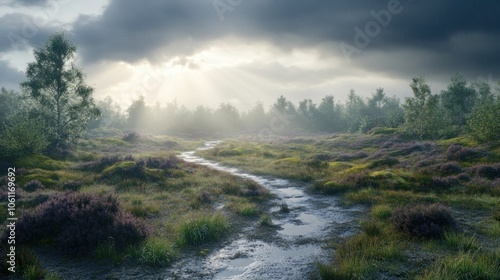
[0,135,272,277]
[198,133,500,279]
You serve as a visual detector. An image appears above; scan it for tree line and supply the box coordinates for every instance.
[1,33,499,160]
[88,74,499,141]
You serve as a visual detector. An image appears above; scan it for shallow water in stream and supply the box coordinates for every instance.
[166,141,363,279]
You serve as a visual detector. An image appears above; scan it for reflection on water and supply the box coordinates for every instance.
[173,141,362,279]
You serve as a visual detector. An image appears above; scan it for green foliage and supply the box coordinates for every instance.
[138,238,177,266]
[0,115,49,159]
[16,155,68,170]
[176,213,228,246]
[402,76,447,139]
[466,96,500,141]
[417,252,500,280]
[319,231,403,279]
[23,264,47,280]
[44,272,61,280]
[95,238,122,263]
[440,74,477,128]
[258,214,273,226]
[442,232,479,252]
[21,32,100,147]
[230,201,258,217]
[371,204,392,220]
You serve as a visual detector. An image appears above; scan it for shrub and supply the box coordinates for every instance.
[0,116,49,160]
[242,182,269,198]
[101,161,146,180]
[437,162,463,175]
[391,203,456,239]
[62,180,82,191]
[427,176,460,192]
[456,173,471,181]
[392,142,432,156]
[79,155,122,171]
[176,213,228,246]
[23,180,45,192]
[7,192,149,255]
[469,164,500,179]
[122,132,141,142]
[369,157,399,168]
[334,151,368,162]
[145,155,181,170]
[446,144,480,161]
[464,178,500,196]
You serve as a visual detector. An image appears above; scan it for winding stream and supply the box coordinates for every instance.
[166,141,363,279]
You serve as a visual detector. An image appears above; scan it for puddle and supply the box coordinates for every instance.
[167,141,363,279]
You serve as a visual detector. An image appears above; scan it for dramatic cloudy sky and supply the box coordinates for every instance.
[1,0,499,110]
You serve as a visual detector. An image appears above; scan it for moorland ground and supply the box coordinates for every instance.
[0,134,273,279]
[1,130,499,280]
[198,131,500,279]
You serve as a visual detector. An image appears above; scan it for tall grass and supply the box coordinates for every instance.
[138,238,177,266]
[442,232,479,252]
[318,231,403,279]
[371,204,392,220]
[176,213,228,246]
[417,252,500,280]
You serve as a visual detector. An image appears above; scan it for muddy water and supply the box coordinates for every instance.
[168,141,363,280]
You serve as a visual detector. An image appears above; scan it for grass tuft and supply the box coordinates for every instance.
[258,214,273,226]
[176,212,228,246]
[417,252,500,280]
[371,204,392,220]
[138,238,177,266]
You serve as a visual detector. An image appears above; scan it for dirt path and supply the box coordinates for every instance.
[28,141,363,280]
[165,141,364,279]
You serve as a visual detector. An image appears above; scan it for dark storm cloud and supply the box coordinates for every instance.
[4,0,49,7]
[72,0,500,78]
[0,13,58,52]
[0,60,24,90]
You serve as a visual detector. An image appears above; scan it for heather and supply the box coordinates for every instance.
[11,192,149,255]
[198,133,500,279]
[0,135,273,277]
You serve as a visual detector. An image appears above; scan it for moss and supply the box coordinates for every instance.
[271,157,300,166]
[20,169,60,188]
[344,163,371,173]
[312,180,351,195]
[328,161,352,171]
[15,155,69,171]
[438,136,479,147]
[370,170,395,179]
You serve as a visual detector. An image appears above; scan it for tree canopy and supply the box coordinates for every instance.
[21,32,100,148]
